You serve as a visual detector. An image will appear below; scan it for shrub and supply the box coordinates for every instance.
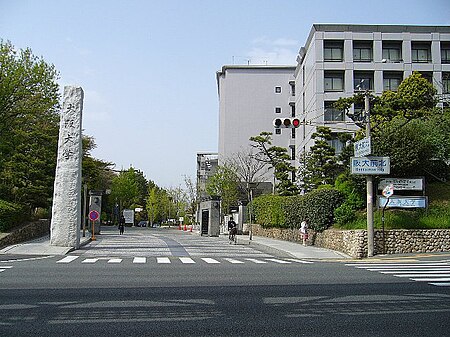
[334,202,357,225]
[285,188,344,232]
[0,199,28,232]
[251,194,285,228]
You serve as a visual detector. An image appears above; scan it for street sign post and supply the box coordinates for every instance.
[88,210,99,241]
[381,184,394,254]
[351,157,390,175]
[354,137,371,157]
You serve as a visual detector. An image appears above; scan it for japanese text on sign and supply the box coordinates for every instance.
[351,157,390,175]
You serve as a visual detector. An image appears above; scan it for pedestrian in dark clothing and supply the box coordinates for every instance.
[119,215,125,235]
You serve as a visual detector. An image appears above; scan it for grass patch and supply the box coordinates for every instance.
[334,198,450,230]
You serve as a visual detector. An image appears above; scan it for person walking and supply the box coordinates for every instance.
[119,215,125,235]
[300,218,309,246]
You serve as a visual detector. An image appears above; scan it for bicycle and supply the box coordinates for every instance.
[228,227,237,245]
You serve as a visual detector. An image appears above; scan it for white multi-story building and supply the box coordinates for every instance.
[216,65,296,183]
[295,24,450,157]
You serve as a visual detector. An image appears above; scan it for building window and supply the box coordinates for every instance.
[275,107,281,114]
[291,128,296,139]
[324,71,344,92]
[383,72,403,91]
[324,40,344,62]
[275,128,281,135]
[290,82,296,96]
[412,42,431,63]
[275,86,282,93]
[327,135,345,154]
[354,102,364,117]
[324,101,345,122]
[442,73,450,94]
[419,72,433,83]
[353,41,373,62]
[442,43,450,64]
[354,71,374,91]
[382,41,402,62]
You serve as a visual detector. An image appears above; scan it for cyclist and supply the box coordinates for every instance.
[228,218,237,244]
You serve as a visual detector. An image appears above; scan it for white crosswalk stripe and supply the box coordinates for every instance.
[157,257,171,264]
[0,266,13,272]
[108,258,122,263]
[346,261,450,287]
[201,258,220,264]
[55,256,314,266]
[82,258,99,264]
[56,256,79,263]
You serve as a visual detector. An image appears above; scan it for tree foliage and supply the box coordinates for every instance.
[250,132,298,196]
[298,126,340,192]
[206,165,240,214]
[0,40,60,210]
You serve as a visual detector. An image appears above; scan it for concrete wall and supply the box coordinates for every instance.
[251,224,450,259]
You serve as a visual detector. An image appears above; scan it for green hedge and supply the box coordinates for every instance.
[285,189,344,231]
[252,194,286,228]
[0,199,28,232]
[252,189,344,232]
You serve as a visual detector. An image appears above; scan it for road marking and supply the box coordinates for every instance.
[133,257,146,264]
[179,257,195,264]
[157,257,171,264]
[0,267,13,272]
[266,258,291,264]
[429,282,450,287]
[411,277,450,282]
[346,261,450,287]
[201,258,220,264]
[56,256,79,263]
[245,258,267,264]
[286,259,314,264]
[223,258,244,264]
[108,258,122,263]
[82,258,98,264]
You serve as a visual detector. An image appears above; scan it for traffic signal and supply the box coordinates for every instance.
[273,118,301,128]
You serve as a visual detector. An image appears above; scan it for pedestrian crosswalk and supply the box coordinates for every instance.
[56,256,313,266]
[346,260,450,287]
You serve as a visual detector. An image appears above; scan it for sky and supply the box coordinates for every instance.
[1,0,449,188]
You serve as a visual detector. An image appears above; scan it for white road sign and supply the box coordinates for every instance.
[379,178,423,191]
[354,137,371,157]
[351,157,390,175]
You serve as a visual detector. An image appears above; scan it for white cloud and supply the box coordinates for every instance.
[244,36,299,65]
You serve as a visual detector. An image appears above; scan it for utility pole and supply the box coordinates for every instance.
[365,93,374,257]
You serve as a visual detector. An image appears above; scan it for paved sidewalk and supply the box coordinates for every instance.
[222,234,351,260]
[0,232,91,256]
[1,229,349,260]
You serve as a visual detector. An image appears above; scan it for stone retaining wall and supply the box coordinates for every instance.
[250,224,450,259]
[0,220,50,249]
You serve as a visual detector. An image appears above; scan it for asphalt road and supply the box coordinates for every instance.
[1,228,449,337]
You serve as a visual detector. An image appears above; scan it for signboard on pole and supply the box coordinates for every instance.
[354,137,371,157]
[123,209,134,224]
[351,157,390,175]
[379,178,423,191]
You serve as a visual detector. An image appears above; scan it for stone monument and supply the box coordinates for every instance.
[50,86,84,248]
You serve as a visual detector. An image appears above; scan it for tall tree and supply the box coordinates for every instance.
[249,132,298,196]
[206,165,240,214]
[298,126,339,191]
[225,148,267,204]
[0,41,60,210]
